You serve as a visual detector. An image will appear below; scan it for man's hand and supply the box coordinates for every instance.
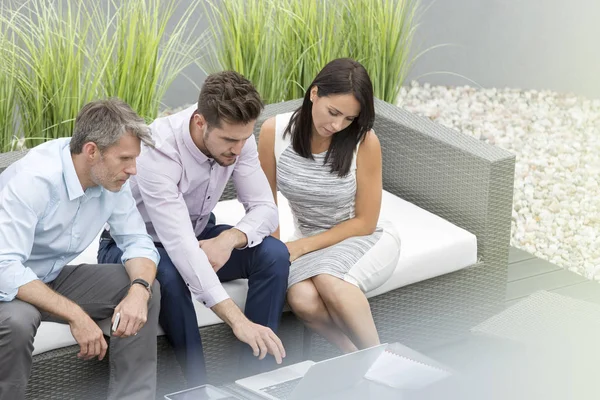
[232,319,286,364]
[285,240,305,263]
[211,299,286,364]
[69,311,108,361]
[112,284,149,338]
[16,280,109,361]
[199,230,243,272]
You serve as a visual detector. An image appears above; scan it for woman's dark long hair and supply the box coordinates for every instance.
[283,58,375,177]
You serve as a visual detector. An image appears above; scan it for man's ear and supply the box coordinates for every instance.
[81,142,99,160]
[195,113,208,131]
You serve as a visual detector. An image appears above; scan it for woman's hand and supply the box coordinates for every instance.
[285,240,306,262]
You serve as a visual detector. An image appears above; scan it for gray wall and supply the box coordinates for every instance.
[8,0,599,108]
[158,0,600,107]
[157,1,208,109]
[405,0,600,99]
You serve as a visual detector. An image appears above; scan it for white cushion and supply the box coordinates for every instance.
[365,191,477,298]
[32,190,477,355]
[212,191,478,300]
[33,322,81,356]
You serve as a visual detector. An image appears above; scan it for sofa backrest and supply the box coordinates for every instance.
[0,99,515,268]
[230,98,515,270]
[0,150,28,174]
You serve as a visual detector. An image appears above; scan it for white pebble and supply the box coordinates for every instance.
[397,82,600,279]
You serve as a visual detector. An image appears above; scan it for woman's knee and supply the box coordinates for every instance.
[312,275,360,310]
[288,282,323,321]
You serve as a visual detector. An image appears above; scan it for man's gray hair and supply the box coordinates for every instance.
[70,98,155,154]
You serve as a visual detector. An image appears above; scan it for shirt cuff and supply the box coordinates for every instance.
[121,247,160,267]
[195,283,230,309]
[234,221,260,249]
[0,267,39,302]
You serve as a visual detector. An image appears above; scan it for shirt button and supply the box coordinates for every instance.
[207,196,211,200]
[202,301,207,305]
[250,241,254,245]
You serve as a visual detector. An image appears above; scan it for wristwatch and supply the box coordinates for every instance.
[131,278,152,299]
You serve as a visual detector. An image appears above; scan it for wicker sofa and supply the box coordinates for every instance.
[0,98,515,399]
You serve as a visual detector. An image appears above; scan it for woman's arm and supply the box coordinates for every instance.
[257,116,281,239]
[287,130,383,261]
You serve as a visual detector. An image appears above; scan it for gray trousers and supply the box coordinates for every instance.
[0,263,160,400]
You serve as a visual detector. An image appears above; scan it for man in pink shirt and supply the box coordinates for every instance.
[98,71,290,386]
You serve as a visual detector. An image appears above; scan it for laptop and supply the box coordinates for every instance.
[164,384,241,400]
[235,344,386,400]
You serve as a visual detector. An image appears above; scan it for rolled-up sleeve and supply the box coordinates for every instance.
[232,135,279,248]
[0,174,48,301]
[136,157,229,308]
[107,182,160,267]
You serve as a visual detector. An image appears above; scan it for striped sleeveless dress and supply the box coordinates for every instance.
[274,112,401,292]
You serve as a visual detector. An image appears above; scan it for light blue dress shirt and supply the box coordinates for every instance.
[0,138,159,302]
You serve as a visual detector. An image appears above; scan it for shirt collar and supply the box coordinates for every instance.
[61,141,103,201]
[180,105,213,165]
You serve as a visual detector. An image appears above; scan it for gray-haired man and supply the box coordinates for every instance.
[0,99,161,400]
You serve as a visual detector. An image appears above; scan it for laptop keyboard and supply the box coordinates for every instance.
[260,377,302,399]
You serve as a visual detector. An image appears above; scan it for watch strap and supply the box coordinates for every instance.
[131,278,152,299]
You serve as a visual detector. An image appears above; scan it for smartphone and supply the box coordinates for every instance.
[111,312,121,333]
[164,384,240,400]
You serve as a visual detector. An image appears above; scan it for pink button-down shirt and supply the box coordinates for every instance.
[130,105,278,307]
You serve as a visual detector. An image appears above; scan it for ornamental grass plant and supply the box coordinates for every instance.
[203,0,420,104]
[0,0,206,149]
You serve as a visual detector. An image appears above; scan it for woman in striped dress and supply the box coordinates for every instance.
[258,58,401,352]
